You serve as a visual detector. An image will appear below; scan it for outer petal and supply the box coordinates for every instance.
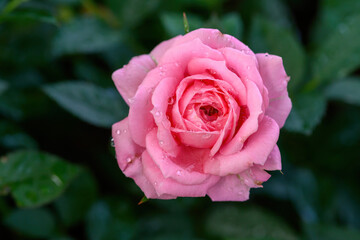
[256,54,292,128]
[220,80,263,155]
[146,129,212,185]
[112,55,156,105]
[113,118,174,199]
[142,151,220,197]
[204,116,279,176]
[128,63,180,147]
[207,175,250,201]
[262,145,282,171]
[174,28,253,56]
[112,118,144,172]
[150,35,182,63]
[219,48,267,155]
[151,77,180,156]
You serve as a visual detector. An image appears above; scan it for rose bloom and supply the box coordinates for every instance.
[112,28,291,201]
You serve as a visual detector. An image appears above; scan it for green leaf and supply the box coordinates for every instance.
[43,81,128,128]
[0,0,29,15]
[0,150,81,207]
[205,205,299,240]
[248,16,306,93]
[0,120,38,149]
[52,17,121,56]
[284,93,326,135]
[0,79,8,95]
[310,0,360,46]
[325,77,360,106]
[54,169,98,226]
[4,208,55,238]
[0,9,58,25]
[86,200,136,240]
[305,223,360,240]
[160,12,203,37]
[311,14,360,85]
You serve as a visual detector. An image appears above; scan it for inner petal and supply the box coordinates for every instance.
[200,105,220,121]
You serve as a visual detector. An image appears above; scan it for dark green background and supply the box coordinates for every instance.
[1,0,360,239]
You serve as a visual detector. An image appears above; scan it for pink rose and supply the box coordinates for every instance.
[111,28,291,201]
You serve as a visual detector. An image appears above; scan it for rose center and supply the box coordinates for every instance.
[199,105,220,121]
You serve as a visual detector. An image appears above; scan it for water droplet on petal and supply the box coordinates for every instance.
[110,138,115,147]
[154,181,158,186]
[155,111,161,117]
[116,130,121,135]
[159,140,164,146]
[128,97,135,104]
[123,129,128,133]
[168,97,175,105]
[202,133,211,139]
[176,170,182,176]
[126,157,132,163]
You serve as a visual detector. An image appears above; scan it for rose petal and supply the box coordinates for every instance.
[204,116,279,176]
[159,38,224,66]
[207,175,250,201]
[128,63,181,147]
[146,129,212,185]
[112,55,156,105]
[262,145,282,171]
[256,54,292,128]
[220,80,263,155]
[175,28,253,55]
[151,77,180,156]
[142,151,220,197]
[187,58,247,104]
[112,119,174,199]
[150,35,182,63]
[112,118,144,172]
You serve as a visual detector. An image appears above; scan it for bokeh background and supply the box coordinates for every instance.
[1,0,360,239]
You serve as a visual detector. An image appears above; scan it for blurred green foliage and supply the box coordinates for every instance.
[0,0,360,239]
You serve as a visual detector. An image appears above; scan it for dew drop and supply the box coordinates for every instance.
[110,138,115,147]
[168,97,175,105]
[154,181,158,186]
[126,157,132,163]
[155,111,161,117]
[128,97,135,104]
[159,140,164,146]
[176,170,182,176]
[202,133,211,139]
[123,129,127,133]
[116,130,121,135]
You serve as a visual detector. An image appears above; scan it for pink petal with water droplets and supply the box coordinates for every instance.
[112,55,156,105]
[142,151,219,197]
[256,53,292,128]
